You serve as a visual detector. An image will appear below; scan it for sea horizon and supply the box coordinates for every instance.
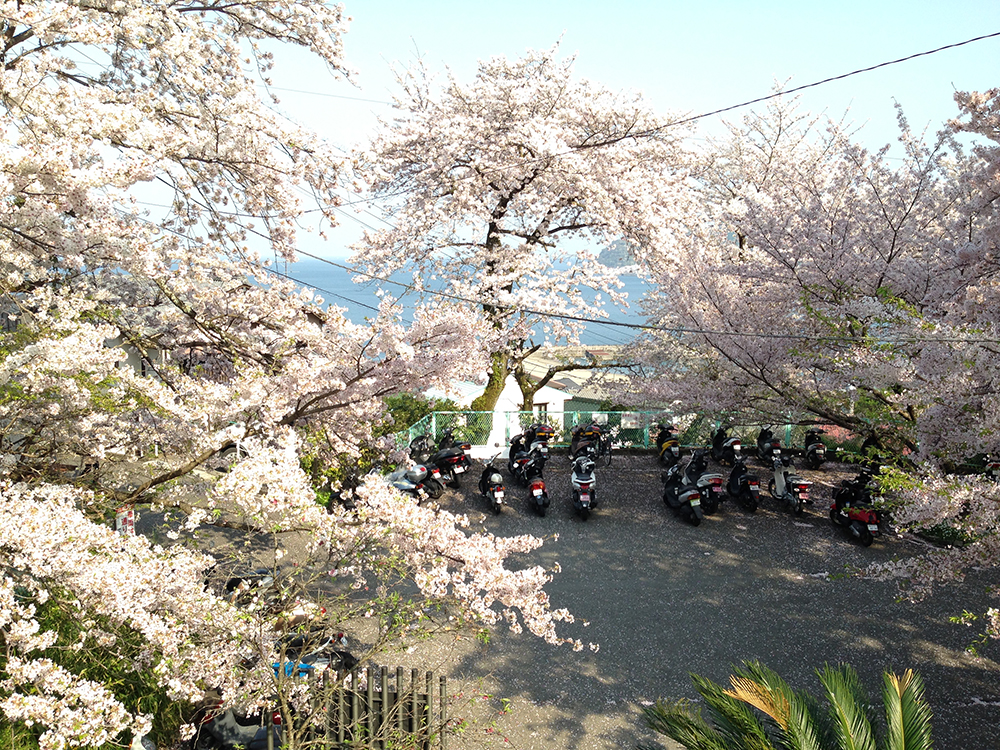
[275,257,649,346]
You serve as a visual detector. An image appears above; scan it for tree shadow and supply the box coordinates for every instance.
[425,455,1000,750]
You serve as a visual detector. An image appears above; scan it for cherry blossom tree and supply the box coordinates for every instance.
[351,46,699,411]
[626,94,966,450]
[626,90,1000,647]
[0,3,578,747]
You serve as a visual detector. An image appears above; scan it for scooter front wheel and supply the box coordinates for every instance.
[856,523,874,546]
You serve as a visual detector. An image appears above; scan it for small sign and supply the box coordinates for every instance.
[116,507,135,536]
[622,412,641,429]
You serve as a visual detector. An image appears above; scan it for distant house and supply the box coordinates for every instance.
[425,347,624,455]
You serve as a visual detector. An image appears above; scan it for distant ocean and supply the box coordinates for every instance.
[275,257,651,346]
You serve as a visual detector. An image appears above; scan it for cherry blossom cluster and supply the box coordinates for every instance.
[0,3,579,747]
[351,45,700,410]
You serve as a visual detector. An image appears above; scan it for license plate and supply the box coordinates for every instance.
[495,491,504,500]
[867,524,878,532]
[800,491,809,499]
[532,488,543,497]
[713,486,723,493]
[580,493,590,503]
[689,498,701,507]
[454,465,465,474]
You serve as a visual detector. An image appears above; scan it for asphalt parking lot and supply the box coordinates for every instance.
[399,453,1000,750]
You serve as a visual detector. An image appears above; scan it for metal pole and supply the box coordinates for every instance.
[366,665,374,748]
[396,667,405,734]
[351,667,360,743]
[424,671,433,749]
[439,675,447,750]
[410,668,419,736]
[380,666,389,750]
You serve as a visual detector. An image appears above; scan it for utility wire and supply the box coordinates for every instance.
[664,30,1000,130]
[106,31,1000,348]
[291,249,1000,346]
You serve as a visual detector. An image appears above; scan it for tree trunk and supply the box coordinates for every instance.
[514,361,538,412]
[470,350,510,412]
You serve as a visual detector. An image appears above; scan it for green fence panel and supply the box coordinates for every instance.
[395,409,859,455]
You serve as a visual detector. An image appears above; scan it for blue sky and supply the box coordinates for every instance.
[265,0,1000,254]
[273,0,1000,149]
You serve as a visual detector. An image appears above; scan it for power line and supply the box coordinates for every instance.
[665,30,1000,130]
[250,260,382,314]
[291,249,1000,346]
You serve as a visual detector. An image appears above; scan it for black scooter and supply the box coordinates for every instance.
[726,456,760,512]
[661,457,704,526]
[411,432,471,488]
[478,453,506,514]
[711,426,742,466]
[756,427,782,463]
[804,428,828,469]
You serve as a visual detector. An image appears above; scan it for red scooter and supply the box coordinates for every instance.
[830,468,882,546]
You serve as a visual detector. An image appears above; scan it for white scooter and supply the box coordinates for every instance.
[768,452,812,515]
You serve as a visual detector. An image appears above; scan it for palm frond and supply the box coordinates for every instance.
[818,664,876,750]
[642,697,731,750]
[882,669,933,750]
[722,662,823,750]
[723,674,790,729]
[692,673,775,750]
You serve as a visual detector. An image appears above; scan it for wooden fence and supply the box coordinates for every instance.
[270,665,448,750]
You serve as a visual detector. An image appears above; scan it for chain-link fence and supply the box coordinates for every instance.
[397,411,868,457]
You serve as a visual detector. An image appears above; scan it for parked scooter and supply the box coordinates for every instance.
[570,422,603,460]
[710,426,742,466]
[570,446,598,520]
[726,456,760,512]
[756,427,782,463]
[190,701,282,750]
[804,428,828,469]
[478,453,506,514]
[508,423,555,475]
[661,457,704,526]
[830,468,882,546]
[191,634,358,750]
[410,432,472,488]
[767,454,812,515]
[400,458,447,499]
[385,464,431,503]
[274,630,358,677]
[685,448,725,515]
[655,423,681,467]
[523,449,550,517]
[438,428,472,455]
